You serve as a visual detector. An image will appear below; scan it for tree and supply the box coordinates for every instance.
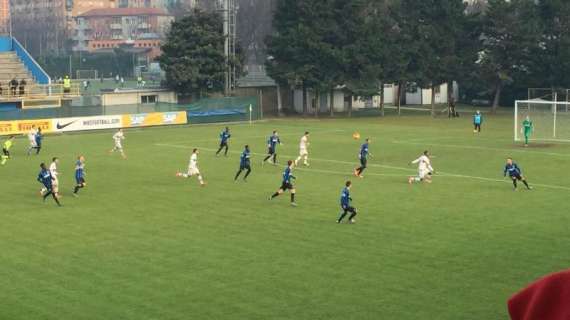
[480,0,541,111]
[266,0,337,114]
[159,9,232,97]
[533,0,570,90]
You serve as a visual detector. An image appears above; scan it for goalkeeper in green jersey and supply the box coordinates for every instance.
[522,116,533,146]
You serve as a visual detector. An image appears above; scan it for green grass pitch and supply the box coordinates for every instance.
[1,114,569,319]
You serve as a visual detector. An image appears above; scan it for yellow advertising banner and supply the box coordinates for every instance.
[122,111,187,128]
[0,119,53,136]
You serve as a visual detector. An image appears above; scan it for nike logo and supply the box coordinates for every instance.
[56,120,77,129]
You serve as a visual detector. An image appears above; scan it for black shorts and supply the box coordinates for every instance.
[240,164,251,171]
[474,123,481,130]
[280,182,294,191]
[510,174,522,180]
[76,177,85,185]
[360,157,367,168]
[2,148,8,156]
[219,141,228,148]
[342,205,356,214]
[267,147,275,155]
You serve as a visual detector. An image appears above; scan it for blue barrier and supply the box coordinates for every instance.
[0,36,11,52]
[11,37,51,85]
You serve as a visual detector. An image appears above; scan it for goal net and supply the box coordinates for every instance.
[76,69,99,80]
[514,100,570,143]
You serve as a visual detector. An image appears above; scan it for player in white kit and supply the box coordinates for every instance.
[176,148,206,186]
[110,129,126,159]
[408,150,434,184]
[42,157,60,197]
[26,125,37,156]
[294,131,310,167]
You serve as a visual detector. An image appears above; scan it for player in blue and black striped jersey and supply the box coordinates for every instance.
[73,156,87,196]
[269,160,297,206]
[354,138,371,178]
[37,163,61,206]
[337,181,357,224]
[234,145,252,181]
[504,158,532,191]
[262,130,282,165]
[216,127,231,157]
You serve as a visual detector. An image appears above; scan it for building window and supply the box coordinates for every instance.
[141,95,157,104]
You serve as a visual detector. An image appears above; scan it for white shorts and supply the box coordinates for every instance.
[187,166,200,176]
[29,139,36,147]
[114,142,123,150]
[419,169,431,179]
[299,148,308,156]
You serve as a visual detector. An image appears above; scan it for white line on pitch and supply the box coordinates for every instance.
[155,143,570,191]
[392,140,570,158]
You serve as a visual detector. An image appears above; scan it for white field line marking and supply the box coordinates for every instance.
[169,129,347,145]
[392,140,570,158]
[155,143,570,191]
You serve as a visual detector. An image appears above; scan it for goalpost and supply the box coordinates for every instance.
[514,99,570,143]
[76,69,99,80]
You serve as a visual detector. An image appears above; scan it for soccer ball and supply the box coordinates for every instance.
[352,132,361,140]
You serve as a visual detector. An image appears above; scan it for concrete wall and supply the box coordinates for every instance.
[101,89,177,106]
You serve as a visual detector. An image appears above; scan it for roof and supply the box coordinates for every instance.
[236,66,277,88]
[79,7,170,18]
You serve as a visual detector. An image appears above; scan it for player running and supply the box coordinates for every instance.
[294,131,310,167]
[37,163,61,206]
[354,138,371,178]
[1,135,15,166]
[337,181,358,224]
[176,148,206,186]
[110,129,126,159]
[234,145,252,181]
[262,130,282,165]
[215,127,231,157]
[473,110,483,133]
[504,158,532,191]
[43,157,60,198]
[269,160,297,206]
[33,128,43,155]
[522,116,533,147]
[26,125,37,155]
[73,156,87,197]
[408,150,435,184]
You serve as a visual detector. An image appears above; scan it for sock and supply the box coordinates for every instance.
[0,156,6,165]
[291,193,295,203]
[304,156,309,165]
[295,156,301,164]
[271,192,279,199]
[198,175,204,185]
[216,146,222,155]
[234,169,242,180]
[52,193,61,206]
[356,167,362,175]
[43,190,52,200]
[74,185,83,194]
[224,146,228,156]
[243,168,251,180]
[338,211,347,222]
[182,173,189,178]
[36,147,41,154]
[522,180,530,189]
[513,180,518,188]
[348,210,357,221]
[273,154,277,163]
[263,155,271,162]
[414,177,421,182]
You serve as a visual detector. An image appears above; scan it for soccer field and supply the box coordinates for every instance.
[1,114,569,319]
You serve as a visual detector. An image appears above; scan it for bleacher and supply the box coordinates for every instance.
[0,51,36,96]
